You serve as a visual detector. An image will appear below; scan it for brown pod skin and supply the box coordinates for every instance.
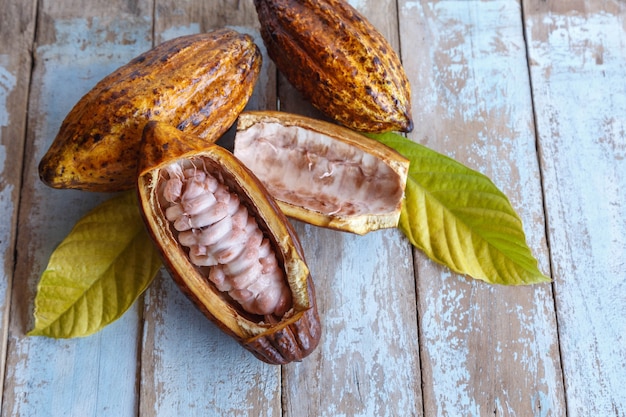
[137,121,321,364]
[234,111,410,235]
[39,29,262,192]
[253,0,413,133]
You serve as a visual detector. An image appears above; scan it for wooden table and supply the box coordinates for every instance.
[1,0,624,415]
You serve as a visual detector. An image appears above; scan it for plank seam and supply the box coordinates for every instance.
[138,2,156,415]
[518,2,569,415]
[1,0,40,412]
[394,0,425,414]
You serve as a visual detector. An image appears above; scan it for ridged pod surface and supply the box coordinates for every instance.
[253,0,413,133]
[234,111,410,235]
[39,29,262,192]
[137,122,321,364]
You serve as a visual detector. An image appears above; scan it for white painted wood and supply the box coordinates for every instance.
[278,1,422,416]
[0,62,17,399]
[0,0,37,400]
[137,2,283,416]
[1,0,624,415]
[398,1,565,415]
[2,7,153,416]
[140,274,282,416]
[283,225,422,417]
[524,1,626,414]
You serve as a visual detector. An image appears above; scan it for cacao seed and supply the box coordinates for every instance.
[233,111,410,235]
[253,0,413,133]
[39,29,261,192]
[137,121,321,364]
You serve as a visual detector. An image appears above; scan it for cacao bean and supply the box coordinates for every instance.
[137,121,321,364]
[233,111,410,235]
[39,29,261,192]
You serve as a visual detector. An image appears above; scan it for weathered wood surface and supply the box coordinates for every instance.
[4,1,152,415]
[0,0,624,416]
[399,2,564,415]
[0,0,36,401]
[524,1,626,414]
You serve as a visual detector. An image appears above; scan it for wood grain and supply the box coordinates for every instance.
[0,0,624,415]
[2,0,153,415]
[139,1,282,416]
[0,0,37,402]
[524,0,626,414]
[278,2,422,416]
[398,1,565,415]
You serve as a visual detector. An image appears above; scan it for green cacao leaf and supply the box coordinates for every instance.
[367,132,549,285]
[29,191,162,338]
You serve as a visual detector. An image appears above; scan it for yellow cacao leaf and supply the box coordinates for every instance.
[29,191,162,338]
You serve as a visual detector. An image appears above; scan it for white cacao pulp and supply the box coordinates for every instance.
[234,112,410,234]
[235,122,403,216]
[159,158,292,317]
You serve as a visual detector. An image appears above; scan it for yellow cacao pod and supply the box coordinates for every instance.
[253,0,413,133]
[39,29,262,192]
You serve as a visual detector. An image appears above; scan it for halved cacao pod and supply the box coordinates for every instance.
[233,111,410,235]
[39,29,262,192]
[253,0,413,133]
[137,121,321,364]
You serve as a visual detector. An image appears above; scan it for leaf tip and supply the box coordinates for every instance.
[26,327,46,338]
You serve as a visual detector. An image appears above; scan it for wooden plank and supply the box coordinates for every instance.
[277,2,423,416]
[283,226,422,417]
[138,1,283,416]
[6,1,623,416]
[140,275,282,416]
[523,0,626,414]
[397,1,566,415]
[2,0,153,415]
[0,0,37,399]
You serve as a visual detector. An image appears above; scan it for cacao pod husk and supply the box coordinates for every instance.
[233,111,410,235]
[137,121,321,364]
[253,0,413,133]
[39,29,261,192]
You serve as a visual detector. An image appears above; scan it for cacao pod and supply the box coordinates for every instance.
[253,0,413,133]
[39,29,262,192]
[233,111,410,235]
[137,121,321,364]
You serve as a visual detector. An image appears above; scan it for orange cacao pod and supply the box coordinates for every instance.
[39,29,261,192]
[253,0,413,133]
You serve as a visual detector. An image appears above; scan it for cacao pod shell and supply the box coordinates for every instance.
[233,111,410,235]
[39,29,262,192]
[253,0,413,133]
[137,121,321,364]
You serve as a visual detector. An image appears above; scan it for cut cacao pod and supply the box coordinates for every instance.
[137,121,321,364]
[39,29,262,192]
[233,111,410,235]
[253,0,413,133]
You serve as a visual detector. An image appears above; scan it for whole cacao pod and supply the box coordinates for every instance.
[39,29,261,192]
[253,0,413,133]
[137,121,321,364]
[234,111,410,235]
